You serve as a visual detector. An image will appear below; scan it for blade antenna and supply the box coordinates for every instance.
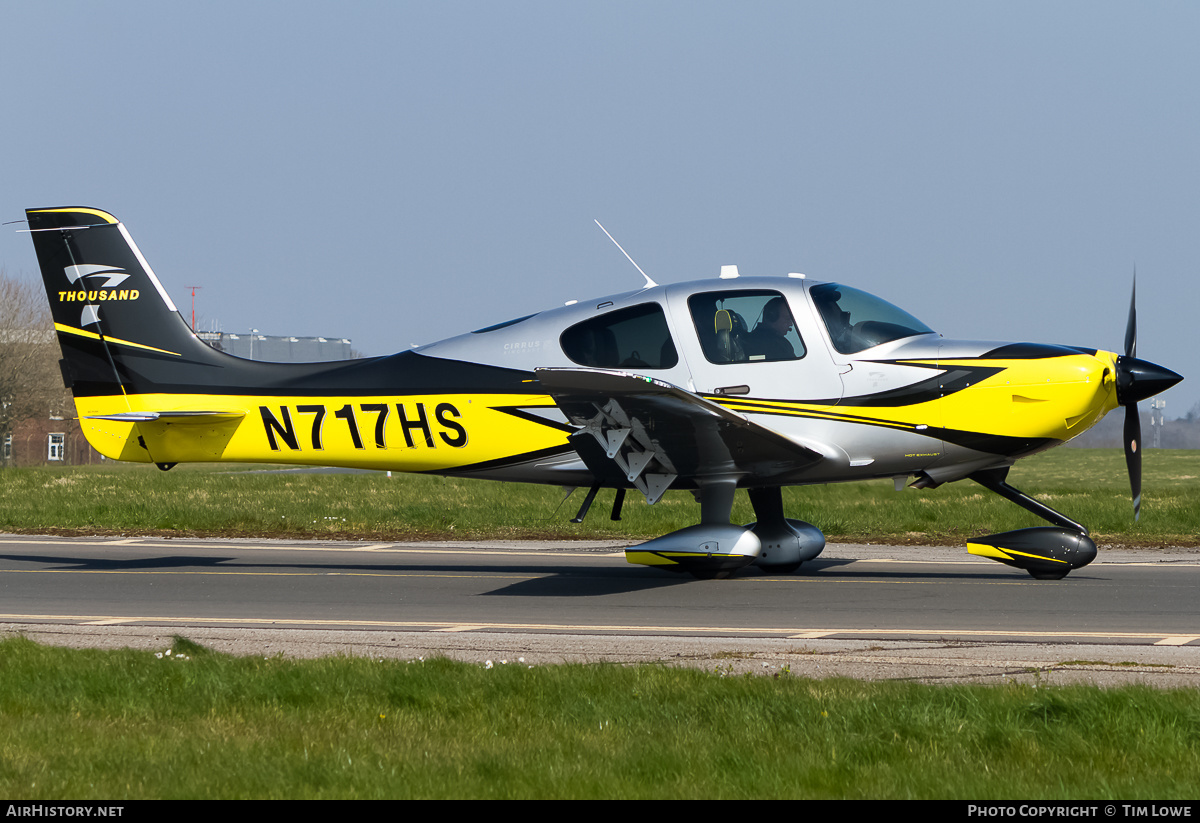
[595,220,657,289]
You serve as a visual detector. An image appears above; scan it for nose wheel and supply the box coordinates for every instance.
[968,469,1096,579]
[967,527,1097,580]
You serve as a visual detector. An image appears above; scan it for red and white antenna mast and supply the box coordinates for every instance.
[183,285,202,330]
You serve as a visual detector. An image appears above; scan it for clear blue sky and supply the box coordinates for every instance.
[3,1,1197,416]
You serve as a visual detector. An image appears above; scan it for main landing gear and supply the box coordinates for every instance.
[620,479,825,579]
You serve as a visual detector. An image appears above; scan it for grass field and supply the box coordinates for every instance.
[3,636,1200,800]
[0,448,1196,546]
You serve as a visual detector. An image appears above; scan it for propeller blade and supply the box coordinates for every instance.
[1115,272,1181,521]
[1123,272,1141,521]
[1124,273,1136,359]
[1124,404,1142,521]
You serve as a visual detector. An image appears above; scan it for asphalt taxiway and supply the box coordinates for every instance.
[2,534,1198,686]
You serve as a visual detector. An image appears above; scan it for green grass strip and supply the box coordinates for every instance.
[1,448,1197,545]
[2,637,1200,799]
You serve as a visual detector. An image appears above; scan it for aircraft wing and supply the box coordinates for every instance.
[536,367,823,503]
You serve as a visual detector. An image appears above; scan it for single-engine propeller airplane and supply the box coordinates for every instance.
[25,206,1182,579]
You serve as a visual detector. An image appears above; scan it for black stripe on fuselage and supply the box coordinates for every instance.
[62,343,539,398]
[722,360,1004,410]
[491,405,578,434]
[840,362,1004,407]
[932,429,1058,457]
[716,398,1060,459]
[979,343,1097,359]
[431,443,579,476]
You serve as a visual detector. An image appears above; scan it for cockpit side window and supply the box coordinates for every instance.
[560,303,679,369]
[810,283,936,354]
[687,290,806,364]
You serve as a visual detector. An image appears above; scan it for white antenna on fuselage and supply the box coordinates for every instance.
[594,219,658,289]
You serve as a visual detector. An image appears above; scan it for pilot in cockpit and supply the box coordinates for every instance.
[812,287,853,352]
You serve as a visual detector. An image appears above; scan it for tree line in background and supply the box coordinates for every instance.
[1068,405,1200,450]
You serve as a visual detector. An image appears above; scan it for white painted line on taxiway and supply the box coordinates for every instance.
[0,613,1195,645]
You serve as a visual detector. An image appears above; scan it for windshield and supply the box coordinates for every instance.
[810,283,936,354]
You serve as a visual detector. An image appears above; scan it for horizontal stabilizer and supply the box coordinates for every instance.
[84,410,247,423]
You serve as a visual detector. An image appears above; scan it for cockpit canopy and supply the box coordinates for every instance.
[811,282,936,354]
[440,276,938,371]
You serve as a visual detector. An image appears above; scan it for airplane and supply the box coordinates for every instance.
[24,206,1182,580]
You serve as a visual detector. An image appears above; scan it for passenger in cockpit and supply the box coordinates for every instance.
[744,296,796,361]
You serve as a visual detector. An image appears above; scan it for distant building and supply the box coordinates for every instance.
[0,325,103,467]
[197,332,356,362]
[4,413,102,467]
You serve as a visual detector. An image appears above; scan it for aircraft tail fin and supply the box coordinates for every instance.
[26,206,230,398]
